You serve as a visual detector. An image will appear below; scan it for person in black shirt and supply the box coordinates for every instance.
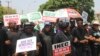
[17,24,41,56]
[0,23,10,56]
[53,21,73,56]
[89,21,100,56]
[6,22,20,56]
[72,19,91,56]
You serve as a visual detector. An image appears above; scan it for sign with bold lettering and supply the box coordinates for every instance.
[16,36,36,53]
[52,41,71,56]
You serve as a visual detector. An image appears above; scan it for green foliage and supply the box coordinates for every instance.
[39,0,94,22]
[0,6,16,21]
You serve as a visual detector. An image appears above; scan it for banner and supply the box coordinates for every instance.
[27,12,42,22]
[16,36,37,53]
[52,41,71,56]
[3,14,21,26]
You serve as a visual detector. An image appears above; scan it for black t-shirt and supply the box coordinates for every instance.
[6,30,20,50]
[72,27,86,40]
[54,30,72,44]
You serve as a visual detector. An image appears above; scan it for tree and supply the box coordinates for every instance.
[39,0,94,22]
[0,6,16,21]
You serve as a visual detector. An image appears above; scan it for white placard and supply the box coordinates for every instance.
[27,12,42,22]
[16,36,37,53]
[55,9,69,18]
[3,14,21,26]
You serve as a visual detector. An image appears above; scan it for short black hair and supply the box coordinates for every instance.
[76,18,83,22]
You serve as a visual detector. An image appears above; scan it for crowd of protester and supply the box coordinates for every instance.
[0,18,100,56]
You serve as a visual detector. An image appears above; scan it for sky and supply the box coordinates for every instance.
[1,0,100,14]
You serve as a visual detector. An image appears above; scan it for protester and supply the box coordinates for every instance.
[17,23,41,56]
[6,22,21,56]
[0,22,9,56]
[53,21,73,56]
[39,22,54,56]
[72,19,92,56]
[89,21,100,56]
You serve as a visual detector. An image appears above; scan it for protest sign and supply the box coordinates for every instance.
[52,41,71,56]
[55,9,69,18]
[3,14,21,26]
[34,23,44,31]
[43,11,56,17]
[82,11,88,23]
[42,11,57,22]
[27,12,42,22]
[16,36,36,53]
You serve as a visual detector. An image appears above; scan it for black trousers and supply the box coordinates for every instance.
[74,45,92,56]
[91,45,100,56]
[0,45,7,56]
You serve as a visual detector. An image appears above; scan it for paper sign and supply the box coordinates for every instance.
[3,14,21,26]
[27,12,42,22]
[55,9,69,18]
[16,36,37,53]
[34,23,44,31]
[82,11,88,22]
[52,41,71,56]
[43,11,56,17]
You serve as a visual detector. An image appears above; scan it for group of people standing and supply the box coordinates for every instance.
[0,18,100,56]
